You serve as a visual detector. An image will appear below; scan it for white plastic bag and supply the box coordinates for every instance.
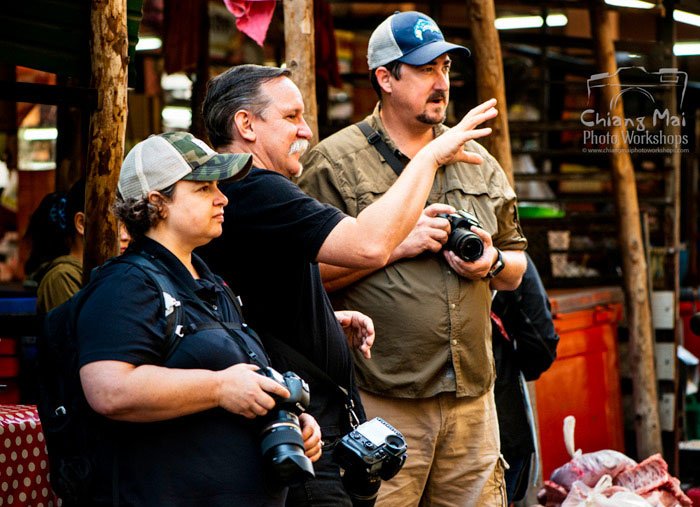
[562,475,653,507]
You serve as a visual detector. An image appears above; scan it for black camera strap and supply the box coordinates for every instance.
[264,335,360,430]
[356,121,406,177]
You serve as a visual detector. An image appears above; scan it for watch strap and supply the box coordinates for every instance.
[486,248,505,279]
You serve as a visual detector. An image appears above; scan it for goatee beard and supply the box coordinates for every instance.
[417,112,446,125]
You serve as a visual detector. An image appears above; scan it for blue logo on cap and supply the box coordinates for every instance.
[413,19,441,41]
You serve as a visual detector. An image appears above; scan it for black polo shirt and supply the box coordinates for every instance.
[78,237,284,506]
[198,168,356,436]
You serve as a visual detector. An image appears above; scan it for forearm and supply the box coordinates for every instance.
[354,150,440,258]
[80,361,221,422]
[318,151,440,269]
[320,240,412,292]
[489,250,527,290]
[320,263,376,292]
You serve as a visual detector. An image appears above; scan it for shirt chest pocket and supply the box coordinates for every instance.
[430,173,500,236]
[354,178,393,215]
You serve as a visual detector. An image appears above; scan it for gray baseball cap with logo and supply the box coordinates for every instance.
[118,132,253,200]
[367,11,470,70]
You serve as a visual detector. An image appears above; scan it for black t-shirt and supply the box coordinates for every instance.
[198,168,355,436]
[78,237,284,506]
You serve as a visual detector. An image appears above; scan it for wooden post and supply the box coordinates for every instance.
[467,0,514,187]
[83,0,129,281]
[190,0,210,141]
[283,0,318,146]
[589,0,662,458]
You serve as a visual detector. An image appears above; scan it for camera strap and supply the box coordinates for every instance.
[264,335,360,430]
[356,121,406,177]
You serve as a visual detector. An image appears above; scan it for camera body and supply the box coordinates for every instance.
[258,366,311,414]
[438,210,484,262]
[257,367,314,485]
[333,417,408,506]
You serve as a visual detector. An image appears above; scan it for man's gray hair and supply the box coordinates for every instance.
[203,64,291,149]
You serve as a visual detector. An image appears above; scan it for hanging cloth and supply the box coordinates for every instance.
[223,0,277,47]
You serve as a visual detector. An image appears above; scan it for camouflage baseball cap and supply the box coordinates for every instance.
[118,132,253,200]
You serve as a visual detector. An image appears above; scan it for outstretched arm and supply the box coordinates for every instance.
[320,203,455,292]
[316,99,498,270]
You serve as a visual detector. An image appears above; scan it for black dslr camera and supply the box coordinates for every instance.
[333,417,408,506]
[438,210,484,262]
[257,366,314,485]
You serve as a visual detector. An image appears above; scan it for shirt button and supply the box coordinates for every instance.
[450,303,456,310]
[212,305,218,311]
[451,339,458,346]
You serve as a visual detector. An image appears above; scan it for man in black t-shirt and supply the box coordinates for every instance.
[199,64,500,506]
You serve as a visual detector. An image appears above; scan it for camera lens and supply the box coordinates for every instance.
[341,470,382,507]
[260,410,315,485]
[448,229,484,262]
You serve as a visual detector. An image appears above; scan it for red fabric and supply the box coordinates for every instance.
[314,0,342,88]
[0,405,59,505]
[223,0,276,47]
[686,487,700,506]
[491,311,510,341]
[163,0,204,74]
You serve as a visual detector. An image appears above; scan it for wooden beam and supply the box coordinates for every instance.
[0,81,97,108]
[83,0,129,281]
[589,0,662,458]
[467,0,514,187]
[283,0,318,146]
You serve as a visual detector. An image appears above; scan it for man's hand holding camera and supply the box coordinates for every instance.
[392,203,455,260]
[443,225,497,280]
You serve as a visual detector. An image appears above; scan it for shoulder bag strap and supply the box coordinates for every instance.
[264,335,359,429]
[356,121,406,177]
[123,252,269,368]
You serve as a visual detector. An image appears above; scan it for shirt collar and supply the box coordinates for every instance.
[128,236,218,292]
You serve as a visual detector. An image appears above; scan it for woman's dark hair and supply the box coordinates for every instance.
[113,184,176,240]
[203,64,291,149]
[370,61,403,99]
[24,178,86,276]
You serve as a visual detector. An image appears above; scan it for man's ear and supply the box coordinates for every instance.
[233,110,256,142]
[374,67,393,94]
[74,212,85,236]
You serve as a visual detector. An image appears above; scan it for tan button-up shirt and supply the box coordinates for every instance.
[299,105,527,398]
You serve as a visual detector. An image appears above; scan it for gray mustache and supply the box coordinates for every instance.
[289,140,310,155]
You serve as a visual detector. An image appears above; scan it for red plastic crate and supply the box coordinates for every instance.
[0,380,20,404]
[0,356,20,378]
[681,301,700,360]
[535,304,625,479]
[0,336,18,355]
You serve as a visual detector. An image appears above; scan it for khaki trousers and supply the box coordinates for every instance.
[360,388,506,507]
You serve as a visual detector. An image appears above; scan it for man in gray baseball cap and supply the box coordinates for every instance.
[300,10,527,507]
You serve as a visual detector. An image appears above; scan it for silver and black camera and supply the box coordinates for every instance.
[257,366,315,485]
[438,210,484,262]
[333,417,408,506]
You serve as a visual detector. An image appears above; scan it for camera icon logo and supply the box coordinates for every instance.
[586,66,687,111]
